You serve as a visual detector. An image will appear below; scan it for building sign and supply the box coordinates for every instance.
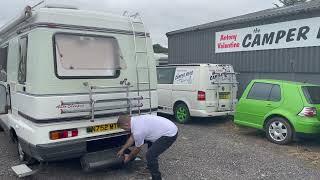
[173,68,194,84]
[215,17,320,53]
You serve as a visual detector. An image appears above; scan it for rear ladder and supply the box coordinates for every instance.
[124,12,153,115]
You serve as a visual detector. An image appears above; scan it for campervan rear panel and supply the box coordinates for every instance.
[12,28,157,122]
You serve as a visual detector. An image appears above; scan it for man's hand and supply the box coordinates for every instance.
[123,154,131,164]
[117,135,134,158]
[117,149,125,158]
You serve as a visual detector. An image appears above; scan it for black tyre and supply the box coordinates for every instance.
[174,103,191,124]
[17,140,37,165]
[0,125,3,132]
[265,117,293,145]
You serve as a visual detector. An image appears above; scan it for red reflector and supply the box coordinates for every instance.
[71,129,78,137]
[197,91,206,101]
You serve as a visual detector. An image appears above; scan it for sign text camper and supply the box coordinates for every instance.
[215,17,320,53]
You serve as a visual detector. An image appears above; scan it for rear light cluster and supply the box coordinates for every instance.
[298,107,317,117]
[50,129,78,140]
[197,91,206,101]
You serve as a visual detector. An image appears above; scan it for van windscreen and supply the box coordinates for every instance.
[302,86,320,104]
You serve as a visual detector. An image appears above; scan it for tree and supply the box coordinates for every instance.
[274,0,308,7]
[153,44,168,54]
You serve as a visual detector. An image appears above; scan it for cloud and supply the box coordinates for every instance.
[0,0,278,46]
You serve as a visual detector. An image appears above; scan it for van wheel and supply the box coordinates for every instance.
[265,117,293,145]
[17,140,37,165]
[174,103,190,124]
[0,125,3,132]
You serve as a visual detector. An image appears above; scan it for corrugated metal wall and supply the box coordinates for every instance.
[168,11,320,96]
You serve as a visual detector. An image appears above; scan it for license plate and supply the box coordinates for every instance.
[87,123,119,133]
[219,92,230,99]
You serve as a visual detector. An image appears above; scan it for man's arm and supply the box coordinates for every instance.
[124,146,142,163]
[117,135,134,157]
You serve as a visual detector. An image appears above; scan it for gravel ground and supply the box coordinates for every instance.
[1,116,320,180]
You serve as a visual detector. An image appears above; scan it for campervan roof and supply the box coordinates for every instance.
[0,5,148,44]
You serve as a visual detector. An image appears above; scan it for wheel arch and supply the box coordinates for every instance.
[173,100,189,113]
[263,114,295,133]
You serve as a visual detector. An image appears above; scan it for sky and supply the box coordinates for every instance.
[0,0,279,47]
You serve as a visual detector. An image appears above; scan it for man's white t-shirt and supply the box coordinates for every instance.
[130,115,178,147]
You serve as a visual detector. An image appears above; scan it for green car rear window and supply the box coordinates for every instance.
[302,86,320,104]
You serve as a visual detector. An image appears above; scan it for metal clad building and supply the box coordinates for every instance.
[166,1,320,95]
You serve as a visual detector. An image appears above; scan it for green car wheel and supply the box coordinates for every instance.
[265,117,293,145]
[174,103,190,124]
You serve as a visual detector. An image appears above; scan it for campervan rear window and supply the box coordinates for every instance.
[54,33,121,78]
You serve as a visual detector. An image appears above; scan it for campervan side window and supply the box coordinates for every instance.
[18,37,28,84]
[0,46,8,82]
[157,67,175,84]
[54,33,121,78]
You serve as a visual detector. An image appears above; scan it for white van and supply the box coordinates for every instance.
[157,64,238,123]
[0,4,157,165]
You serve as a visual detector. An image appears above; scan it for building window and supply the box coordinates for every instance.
[54,33,121,78]
[18,37,28,84]
[0,46,8,82]
[247,82,281,101]
[157,67,176,84]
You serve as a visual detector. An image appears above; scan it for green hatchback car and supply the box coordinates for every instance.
[234,79,320,145]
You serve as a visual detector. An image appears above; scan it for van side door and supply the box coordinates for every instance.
[157,67,175,113]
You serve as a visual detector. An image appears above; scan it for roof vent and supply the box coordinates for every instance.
[44,4,79,10]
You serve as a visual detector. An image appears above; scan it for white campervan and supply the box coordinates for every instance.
[0,4,157,167]
[157,64,238,123]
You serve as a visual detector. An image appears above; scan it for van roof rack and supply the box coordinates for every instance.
[31,0,79,10]
[44,4,79,10]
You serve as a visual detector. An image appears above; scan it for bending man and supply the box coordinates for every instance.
[117,114,178,180]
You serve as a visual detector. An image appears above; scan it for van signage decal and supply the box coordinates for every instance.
[209,66,233,84]
[215,17,320,53]
[56,102,85,113]
[56,104,85,109]
[174,68,194,84]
